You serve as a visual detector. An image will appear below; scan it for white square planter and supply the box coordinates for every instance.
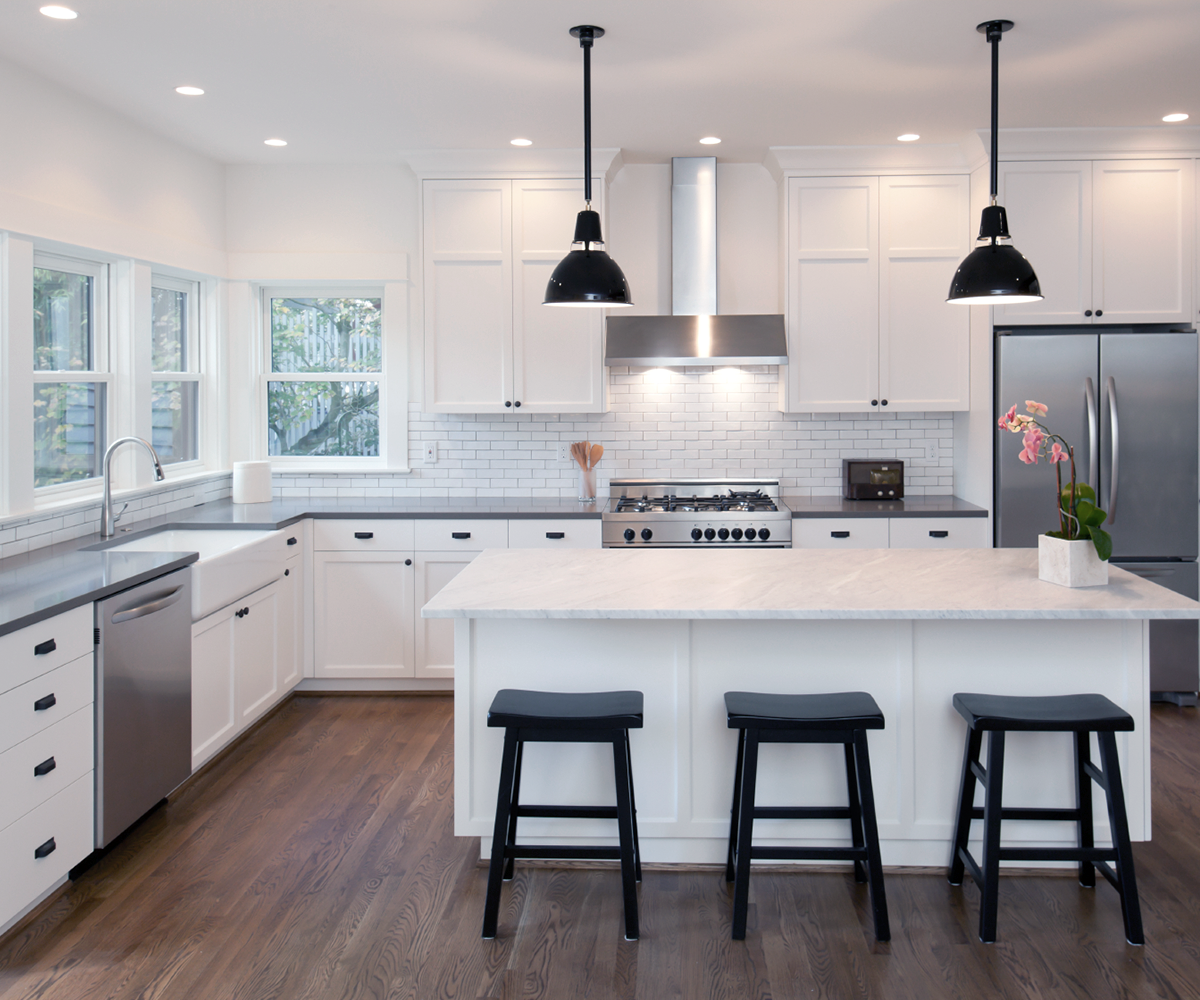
[1038,534,1109,588]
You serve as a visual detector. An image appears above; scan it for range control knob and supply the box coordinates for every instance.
[745,528,757,540]
[758,528,771,541]
[731,528,743,540]
[691,528,703,541]
[641,528,653,541]
[623,528,635,542]
[718,528,730,540]
[704,528,716,541]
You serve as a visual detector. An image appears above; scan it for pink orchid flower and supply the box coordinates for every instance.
[1048,441,1068,463]
[1019,445,1038,464]
[997,405,1017,430]
[1022,427,1044,452]
[1026,400,1048,416]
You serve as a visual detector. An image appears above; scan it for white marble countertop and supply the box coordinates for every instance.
[421,547,1200,621]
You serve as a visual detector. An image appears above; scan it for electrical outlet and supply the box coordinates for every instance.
[424,442,437,465]
[925,439,939,462]
[558,443,571,463]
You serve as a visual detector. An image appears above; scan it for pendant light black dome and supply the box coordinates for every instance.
[544,25,633,308]
[947,20,1042,305]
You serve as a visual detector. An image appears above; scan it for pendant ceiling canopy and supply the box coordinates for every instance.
[947,20,1043,306]
[543,25,633,308]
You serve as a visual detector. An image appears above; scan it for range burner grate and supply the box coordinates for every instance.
[613,490,779,514]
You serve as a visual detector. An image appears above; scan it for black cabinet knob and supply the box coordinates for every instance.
[759,528,771,541]
[1085,309,1093,316]
[514,401,521,408]
[287,537,298,545]
[505,401,512,407]
[1095,309,1103,317]
[880,399,888,406]
[284,568,290,576]
[405,558,412,566]
[871,399,879,406]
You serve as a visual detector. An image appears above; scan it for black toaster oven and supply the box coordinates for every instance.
[842,459,904,500]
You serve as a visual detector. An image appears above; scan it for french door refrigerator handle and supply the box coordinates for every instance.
[1085,376,1098,493]
[1106,375,1119,524]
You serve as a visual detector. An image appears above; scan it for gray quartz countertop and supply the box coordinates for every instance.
[783,496,987,518]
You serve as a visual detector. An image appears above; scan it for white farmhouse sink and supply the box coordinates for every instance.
[105,529,288,621]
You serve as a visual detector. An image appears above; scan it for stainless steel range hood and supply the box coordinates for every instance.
[604,156,787,366]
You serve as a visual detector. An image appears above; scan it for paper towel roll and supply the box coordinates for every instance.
[232,461,273,504]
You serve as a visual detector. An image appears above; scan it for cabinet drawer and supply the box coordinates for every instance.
[0,706,93,831]
[794,518,890,549]
[414,519,507,551]
[0,605,92,697]
[312,519,415,551]
[889,517,990,549]
[0,656,94,755]
[0,773,93,931]
[507,519,601,549]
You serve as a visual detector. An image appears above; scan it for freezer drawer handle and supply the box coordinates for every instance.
[354,531,374,539]
[33,693,56,712]
[831,531,851,538]
[546,532,565,539]
[33,756,56,777]
[33,638,57,656]
[451,532,471,539]
[929,530,949,538]
[33,837,56,860]
[111,586,185,625]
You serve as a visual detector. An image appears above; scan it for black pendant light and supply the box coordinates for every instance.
[543,25,633,308]
[947,20,1042,305]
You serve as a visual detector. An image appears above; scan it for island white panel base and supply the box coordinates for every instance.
[454,616,1150,868]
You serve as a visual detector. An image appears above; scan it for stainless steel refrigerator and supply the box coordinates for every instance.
[995,325,1199,703]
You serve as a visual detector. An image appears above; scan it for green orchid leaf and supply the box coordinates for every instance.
[1074,500,1107,527]
[1061,482,1097,504]
[1086,525,1113,561]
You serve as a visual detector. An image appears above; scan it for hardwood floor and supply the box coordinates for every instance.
[1,696,1198,999]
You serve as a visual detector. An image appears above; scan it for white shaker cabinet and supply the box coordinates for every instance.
[783,174,971,412]
[995,160,1194,325]
[794,516,988,550]
[423,177,605,414]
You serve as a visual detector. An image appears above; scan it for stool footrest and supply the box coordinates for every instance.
[998,846,1119,863]
[968,806,1084,822]
[514,805,619,820]
[752,806,853,821]
[503,845,623,861]
[749,845,869,863]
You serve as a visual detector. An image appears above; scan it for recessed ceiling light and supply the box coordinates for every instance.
[1163,113,1189,123]
[897,133,920,142]
[264,138,288,147]
[699,136,721,145]
[175,86,205,96]
[510,138,532,146]
[39,5,77,18]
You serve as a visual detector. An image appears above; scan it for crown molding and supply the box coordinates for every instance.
[764,139,976,180]
[989,126,1200,160]
[402,147,623,182]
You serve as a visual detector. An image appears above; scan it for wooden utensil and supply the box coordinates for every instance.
[590,443,603,469]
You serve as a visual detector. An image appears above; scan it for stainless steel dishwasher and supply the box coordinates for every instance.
[94,567,192,847]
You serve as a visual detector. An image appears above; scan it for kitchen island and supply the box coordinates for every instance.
[423,547,1200,867]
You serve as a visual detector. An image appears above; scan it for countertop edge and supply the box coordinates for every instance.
[421,608,1196,620]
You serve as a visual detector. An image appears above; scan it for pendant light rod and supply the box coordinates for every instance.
[979,19,1013,203]
[570,25,603,206]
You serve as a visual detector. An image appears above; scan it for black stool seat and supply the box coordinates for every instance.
[953,692,1135,732]
[488,689,644,730]
[482,688,642,941]
[726,691,885,731]
[724,690,889,942]
[948,691,1142,944]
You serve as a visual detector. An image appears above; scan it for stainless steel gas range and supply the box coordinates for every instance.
[601,479,792,548]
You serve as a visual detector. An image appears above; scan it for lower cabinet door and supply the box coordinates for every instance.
[278,553,303,691]
[888,517,990,549]
[414,551,479,679]
[793,517,890,548]
[234,582,281,729]
[191,606,237,771]
[313,551,416,678]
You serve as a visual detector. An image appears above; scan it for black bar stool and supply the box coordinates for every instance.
[724,690,889,941]
[947,692,1143,944]
[482,688,643,941]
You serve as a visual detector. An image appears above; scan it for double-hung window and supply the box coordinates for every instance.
[265,290,383,460]
[32,254,109,489]
[151,275,201,466]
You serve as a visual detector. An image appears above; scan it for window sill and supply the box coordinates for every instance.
[268,464,413,475]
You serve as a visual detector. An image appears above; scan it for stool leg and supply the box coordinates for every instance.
[726,728,747,883]
[731,730,760,941]
[1097,731,1144,945]
[978,730,1006,944]
[948,727,983,885]
[502,740,525,881]
[623,732,642,882]
[1074,731,1096,889]
[612,735,640,940]
[483,728,520,938]
[843,740,867,883]
[853,729,890,942]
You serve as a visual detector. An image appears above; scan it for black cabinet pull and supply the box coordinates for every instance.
[929,530,949,538]
[831,531,851,539]
[34,756,56,777]
[33,693,56,712]
[871,399,879,406]
[546,532,565,539]
[451,532,471,539]
[354,531,374,539]
[284,569,290,577]
[404,558,412,566]
[1095,309,1103,317]
[880,399,888,406]
[505,401,512,407]
[287,536,298,545]
[243,607,250,617]
[235,607,250,618]
[34,638,57,656]
[514,401,521,408]
[34,837,56,860]
[1085,309,1093,317]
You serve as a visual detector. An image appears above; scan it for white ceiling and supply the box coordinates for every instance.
[1,0,1197,165]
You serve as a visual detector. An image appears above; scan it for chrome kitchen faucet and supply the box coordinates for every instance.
[101,436,166,538]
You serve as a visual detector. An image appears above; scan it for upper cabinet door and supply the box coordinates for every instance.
[1093,159,1194,325]
[785,176,880,412]
[878,175,971,411]
[512,179,605,413]
[994,161,1093,324]
[423,179,514,412]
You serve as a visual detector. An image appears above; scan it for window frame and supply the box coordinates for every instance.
[149,272,204,472]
